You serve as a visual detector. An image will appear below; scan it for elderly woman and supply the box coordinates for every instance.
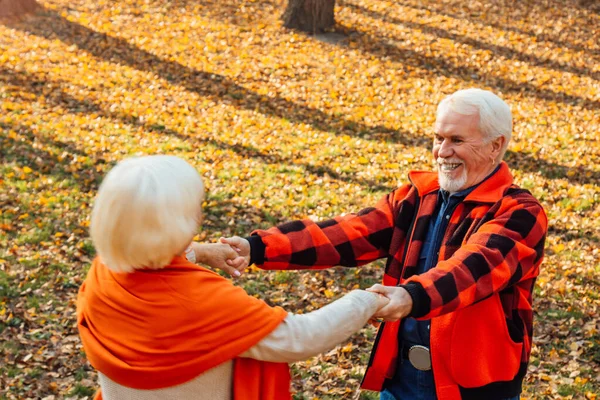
[77,155,388,400]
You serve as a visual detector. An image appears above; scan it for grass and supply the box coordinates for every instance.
[68,384,95,397]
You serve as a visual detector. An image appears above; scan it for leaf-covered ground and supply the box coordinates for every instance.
[0,0,598,398]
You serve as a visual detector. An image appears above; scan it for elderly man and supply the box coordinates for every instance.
[196,88,548,400]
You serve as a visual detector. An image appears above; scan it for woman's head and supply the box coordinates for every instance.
[90,155,204,273]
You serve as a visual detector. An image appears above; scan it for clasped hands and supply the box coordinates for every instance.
[191,236,413,322]
[190,236,250,277]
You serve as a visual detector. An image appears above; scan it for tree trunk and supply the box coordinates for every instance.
[0,0,40,21]
[282,0,336,34]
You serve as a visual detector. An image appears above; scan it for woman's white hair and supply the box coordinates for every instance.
[90,155,204,273]
[437,88,512,161]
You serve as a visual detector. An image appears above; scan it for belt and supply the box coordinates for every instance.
[401,344,432,371]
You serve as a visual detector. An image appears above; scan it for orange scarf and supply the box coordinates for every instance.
[77,256,290,399]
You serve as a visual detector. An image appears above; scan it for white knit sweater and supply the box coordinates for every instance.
[97,290,379,400]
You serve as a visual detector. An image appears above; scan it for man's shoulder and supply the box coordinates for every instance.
[387,178,420,201]
[497,185,547,223]
[503,184,543,205]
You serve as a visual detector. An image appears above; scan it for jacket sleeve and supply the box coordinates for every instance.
[251,185,412,270]
[402,196,548,319]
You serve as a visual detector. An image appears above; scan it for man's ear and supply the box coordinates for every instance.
[491,136,505,157]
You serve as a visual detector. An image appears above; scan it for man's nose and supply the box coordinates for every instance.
[438,139,453,158]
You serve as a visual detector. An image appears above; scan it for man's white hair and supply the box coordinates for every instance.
[90,155,204,273]
[437,88,512,161]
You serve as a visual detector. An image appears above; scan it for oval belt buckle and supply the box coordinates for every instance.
[408,345,432,371]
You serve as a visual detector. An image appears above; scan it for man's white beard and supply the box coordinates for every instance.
[437,159,467,193]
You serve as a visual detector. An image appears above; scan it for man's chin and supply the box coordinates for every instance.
[438,173,467,193]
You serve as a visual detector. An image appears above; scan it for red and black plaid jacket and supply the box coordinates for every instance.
[251,162,547,400]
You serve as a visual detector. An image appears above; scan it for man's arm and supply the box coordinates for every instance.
[197,185,413,276]
[208,203,395,275]
[247,186,413,271]
[401,197,547,320]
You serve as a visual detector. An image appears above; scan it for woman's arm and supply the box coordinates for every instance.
[240,290,383,363]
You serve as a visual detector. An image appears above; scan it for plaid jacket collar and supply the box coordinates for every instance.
[407,161,514,204]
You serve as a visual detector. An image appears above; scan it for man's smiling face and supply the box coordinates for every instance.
[433,110,503,193]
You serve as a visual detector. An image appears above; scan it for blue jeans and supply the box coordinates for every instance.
[380,358,521,400]
[380,356,436,400]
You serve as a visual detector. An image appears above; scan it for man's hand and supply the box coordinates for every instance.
[366,284,413,322]
[190,241,248,277]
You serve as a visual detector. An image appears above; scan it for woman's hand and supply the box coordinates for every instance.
[366,292,390,327]
[190,242,248,277]
[375,292,390,312]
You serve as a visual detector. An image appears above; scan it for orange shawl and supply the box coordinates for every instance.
[77,256,290,399]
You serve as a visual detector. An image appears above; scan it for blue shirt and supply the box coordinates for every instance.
[399,185,478,346]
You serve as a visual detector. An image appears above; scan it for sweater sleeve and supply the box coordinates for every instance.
[239,290,379,363]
